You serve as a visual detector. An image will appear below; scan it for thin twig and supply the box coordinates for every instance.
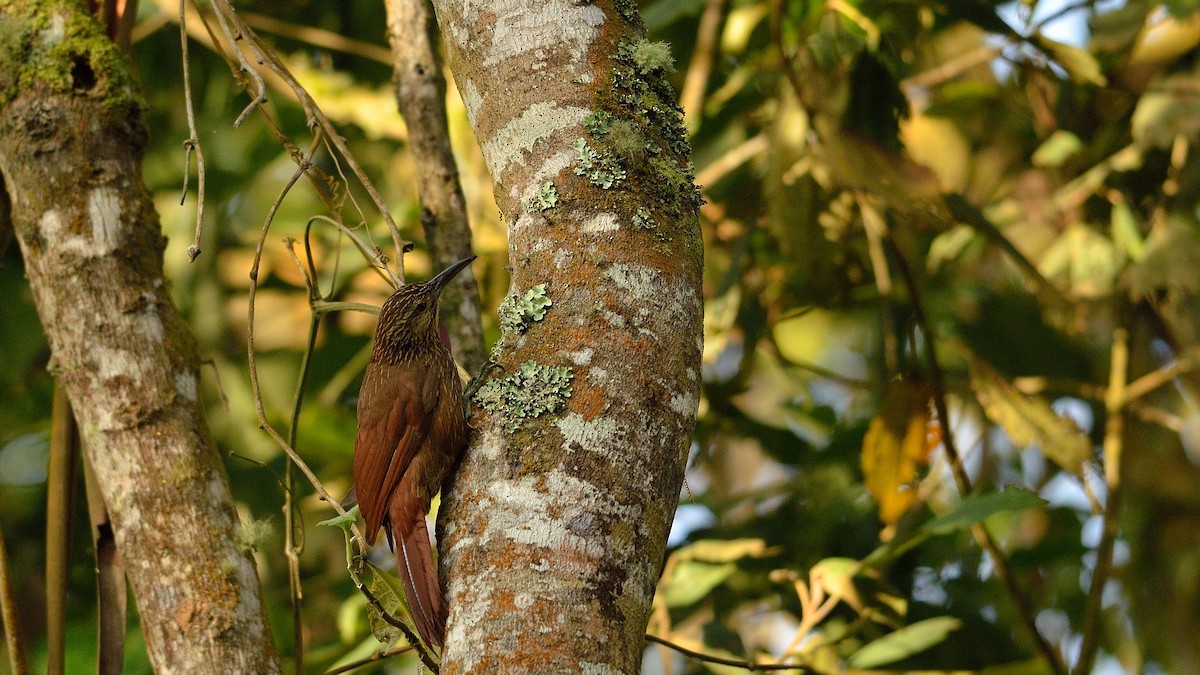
[679,0,726,134]
[693,134,769,189]
[283,312,320,675]
[178,0,207,262]
[644,634,811,672]
[240,12,393,64]
[82,455,126,675]
[207,0,267,127]
[307,215,399,290]
[199,357,231,411]
[859,196,898,374]
[886,237,1068,675]
[323,645,413,675]
[384,0,485,369]
[0,525,26,675]
[208,0,409,275]
[1076,327,1128,674]
[45,385,79,675]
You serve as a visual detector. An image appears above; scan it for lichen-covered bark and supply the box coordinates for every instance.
[430,1,703,672]
[384,0,486,373]
[0,2,280,672]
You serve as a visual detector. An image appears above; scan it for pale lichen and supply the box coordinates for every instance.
[234,516,273,555]
[475,361,574,432]
[498,284,552,334]
[574,138,626,188]
[524,182,559,212]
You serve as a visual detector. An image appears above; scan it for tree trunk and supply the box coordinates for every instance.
[384,0,487,373]
[430,2,704,672]
[0,1,280,672]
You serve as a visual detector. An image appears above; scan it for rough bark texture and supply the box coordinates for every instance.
[384,0,487,373]
[0,2,280,672]
[430,1,704,672]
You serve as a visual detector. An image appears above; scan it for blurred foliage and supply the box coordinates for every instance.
[4,0,1200,673]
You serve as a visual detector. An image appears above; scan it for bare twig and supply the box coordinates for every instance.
[208,0,409,273]
[694,134,769,189]
[83,456,126,675]
[240,12,393,64]
[886,237,1068,675]
[323,645,413,674]
[0,525,26,675]
[680,0,726,134]
[283,311,320,675]
[644,634,811,672]
[243,198,438,672]
[859,196,898,374]
[1077,327,1128,674]
[384,0,485,371]
[207,0,267,127]
[45,385,79,675]
[178,0,207,262]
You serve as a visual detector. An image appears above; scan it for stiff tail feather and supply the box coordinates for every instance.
[394,513,447,648]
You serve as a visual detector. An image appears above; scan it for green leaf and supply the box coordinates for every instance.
[923,489,1047,534]
[362,560,412,647]
[1111,199,1145,262]
[1031,130,1084,168]
[678,538,770,563]
[642,0,705,31]
[847,616,962,668]
[318,504,360,532]
[661,560,736,607]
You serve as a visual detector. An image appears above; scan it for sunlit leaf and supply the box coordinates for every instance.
[846,616,962,668]
[1034,36,1107,86]
[923,489,1047,534]
[1129,214,1200,295]
[967,355,1091,471]
[1037,223,1119,298]
[861,378,932,526]
[1131,72,1200,149]
[811,557,860,607]
[680,538,771,563]
[661,560,737,607]
[1031,130,1083,168]
[1111,198,1145,262]
[721,5,768,54]
[901,115,971,192]
[927,224,981,273]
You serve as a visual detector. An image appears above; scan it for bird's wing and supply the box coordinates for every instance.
[353,363,438,544]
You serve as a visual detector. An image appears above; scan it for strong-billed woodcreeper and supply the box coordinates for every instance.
[354,255,475,648]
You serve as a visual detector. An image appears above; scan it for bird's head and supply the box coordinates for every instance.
[375,255,475,357]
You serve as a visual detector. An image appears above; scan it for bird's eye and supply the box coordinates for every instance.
[416,302,428,313]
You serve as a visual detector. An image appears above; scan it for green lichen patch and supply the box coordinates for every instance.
[498,283,552,334]
[574,138,627,189]
[584,110,613,136]
[0,1,141,110]
[235,516,274,555]
[633,207,653,230]
[614,0,640,22]
[629,40,674,75]
[475,361,574,432]
[524,181,559,212]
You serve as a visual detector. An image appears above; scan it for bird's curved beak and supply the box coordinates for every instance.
[428,255,477,294]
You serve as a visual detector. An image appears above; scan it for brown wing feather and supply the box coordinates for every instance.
[353,363,437,545]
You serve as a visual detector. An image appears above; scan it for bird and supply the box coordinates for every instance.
[353,255,475,648]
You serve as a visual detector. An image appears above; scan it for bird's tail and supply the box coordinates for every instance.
[393,508,446,648]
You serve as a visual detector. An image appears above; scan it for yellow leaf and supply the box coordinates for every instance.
[967,355,1090,472]
[862,379,932,526]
